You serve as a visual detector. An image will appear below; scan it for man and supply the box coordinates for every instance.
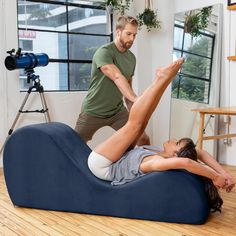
[75,15,150,145]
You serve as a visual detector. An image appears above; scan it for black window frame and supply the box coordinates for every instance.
[172,23,215,104]
[228,0,236,6]
[17,0,113,91]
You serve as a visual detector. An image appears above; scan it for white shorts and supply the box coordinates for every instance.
[87,151,113,181]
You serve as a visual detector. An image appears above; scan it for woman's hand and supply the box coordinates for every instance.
[197,149,235,192]
[223,172,235,192]
[213,173,226,189]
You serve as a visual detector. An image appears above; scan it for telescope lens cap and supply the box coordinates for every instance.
[5,56,16,71]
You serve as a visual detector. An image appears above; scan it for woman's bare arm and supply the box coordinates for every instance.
[197,149,235,192]
[140,157,226,188]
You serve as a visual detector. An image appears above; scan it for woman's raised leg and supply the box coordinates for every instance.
[95,58,184,162]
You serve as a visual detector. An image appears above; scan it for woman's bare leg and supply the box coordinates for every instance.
[129,65,181,148]
[95,58,184,162]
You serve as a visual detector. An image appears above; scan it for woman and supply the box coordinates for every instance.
[88,59,235,208]
[169,137,223,212]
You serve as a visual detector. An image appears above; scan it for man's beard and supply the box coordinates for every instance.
[120,38,133,49]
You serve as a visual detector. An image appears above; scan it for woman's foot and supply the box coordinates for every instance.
[155,58,184,83]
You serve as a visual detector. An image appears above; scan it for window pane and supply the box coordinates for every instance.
[20,62,68,91]
[171,74,181,98]
[19,30,68,59]
[68,6,107,34]
[39,62,68,90]
[18,1,67,31]
[41,0,102,6]
[172,24,214,104]
[19,75,30,90]
[46,0,65,2]
[17,0,111,92]
[69,34,109,60]
[181,53,211,80]
[175,75,209,103]
[183,34,213,57]
[68,0,102,6]
[173,26,184,49]
[69,63,91,90]
[173,50,182,61]
[19,39,33,51]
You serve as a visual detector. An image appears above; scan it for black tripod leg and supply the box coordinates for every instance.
[39,92,51,122]
[0,92,31,155]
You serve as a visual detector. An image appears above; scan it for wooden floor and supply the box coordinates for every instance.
[0,166,236,236]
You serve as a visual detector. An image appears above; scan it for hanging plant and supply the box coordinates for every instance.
[101,0,133,15]
[184,6,212,37]
[137,0,161,32]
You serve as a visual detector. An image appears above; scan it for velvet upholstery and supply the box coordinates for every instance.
[3,122,210,224]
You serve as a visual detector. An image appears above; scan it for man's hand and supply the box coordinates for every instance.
[137,132,150,146]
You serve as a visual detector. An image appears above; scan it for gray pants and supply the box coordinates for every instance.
[75,109,129,142]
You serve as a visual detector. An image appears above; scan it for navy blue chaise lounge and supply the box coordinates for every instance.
[3,122,210,224]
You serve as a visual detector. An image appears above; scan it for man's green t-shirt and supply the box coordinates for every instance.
[82,42,136,118]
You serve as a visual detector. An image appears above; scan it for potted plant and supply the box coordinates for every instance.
[137,0,161,32]
[102,0,132,15]
[184,6,212,37]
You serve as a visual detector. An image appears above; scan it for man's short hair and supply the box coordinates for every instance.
[116,16,138,30]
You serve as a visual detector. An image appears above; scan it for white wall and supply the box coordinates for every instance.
[175,0,236,165]
[222,5,236,165]
[171,99,216,152]
[133,0,175,147]
[0,0,8,164]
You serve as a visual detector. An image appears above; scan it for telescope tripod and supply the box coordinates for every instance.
[0,76,51,155]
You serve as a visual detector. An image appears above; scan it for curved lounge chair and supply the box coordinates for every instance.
[3,122,210,224]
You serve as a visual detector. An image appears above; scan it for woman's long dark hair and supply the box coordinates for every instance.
[177,138,223,213]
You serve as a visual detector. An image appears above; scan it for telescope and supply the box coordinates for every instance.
[5,48,49,71]
[0,48,51,156]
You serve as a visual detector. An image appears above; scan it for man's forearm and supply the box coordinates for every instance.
[101,64,137,102]
[113,74,137,102]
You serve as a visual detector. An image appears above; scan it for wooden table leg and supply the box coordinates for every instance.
[197,112,205,149]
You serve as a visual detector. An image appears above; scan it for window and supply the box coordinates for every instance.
[17,0,112,91]
[19,39,33,51]
[172,22,215,103]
